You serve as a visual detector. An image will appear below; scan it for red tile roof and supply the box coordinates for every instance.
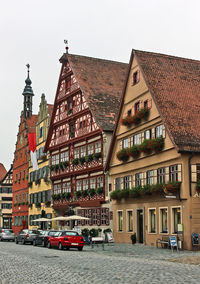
[67,54,128,131]
[0,163,7,181]
[134,49,200,152]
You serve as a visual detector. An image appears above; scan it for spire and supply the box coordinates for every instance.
[22,64,34,119]
[22,64,34,96]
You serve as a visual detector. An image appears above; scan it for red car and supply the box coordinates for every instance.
[47,230,84,251]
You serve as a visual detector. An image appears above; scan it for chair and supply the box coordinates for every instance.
[169,236,178,252]
[191,233,200,250]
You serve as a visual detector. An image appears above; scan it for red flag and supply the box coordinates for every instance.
[28,133,38,170]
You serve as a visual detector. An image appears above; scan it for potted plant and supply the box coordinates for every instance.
[93,152,101,161]
[75,191,82,198]
[116,148,129,162]
[96,187,103,195]
[45,200,51,207]
[127,145,140,159]
[79,156,86,165]
[130,233,136,244]
[72,158,79,166]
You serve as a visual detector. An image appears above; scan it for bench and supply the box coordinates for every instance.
[156,236,169,248]
[91,237,104,250]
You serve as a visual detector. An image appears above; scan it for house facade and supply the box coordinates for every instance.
[29,94,55,230]
[0,165,13,229]
[12,66,37,235]
[106,50,200,250]
[45,47,127,230]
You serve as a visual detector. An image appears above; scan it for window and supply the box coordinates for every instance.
[147,170,154,185]
[97,176,103,188]
[83,179,88,191]
[115,178,121,190]
[76,180,82,191]
[169,165,178,182]
[19,172,21,181]
[122,138,129,149]
[149,209,156,233]
[93,209,97,225]
[74,148,79,159]
[118,211,123,232]
[63,182,71,193]
[53,184,61,195]
[133,71,139,85]
[95,142,101,153]
[172,207,181,234]
[69,122,75,137]
[127,211,133,232]
[15,173,17,183]
[123,176,131,189]
[23,170,25,180]
[197,164,200,181]
[157,168,165,184]
[135,173,142,187]
[155,125,163,138]
[80,146,86,157]
[39,127,43,138]
[134,134,141,145]
[52,154,59,165]
[22,193,25,202]
[127,109,132,116]
[144,100,148,109]
[134,102,140,113]
[90,178,96,189]
[88,144,94,155]
[145,129,151,140]
[160,208,168,233]
[101,208,107,225]
[60,151,69,162]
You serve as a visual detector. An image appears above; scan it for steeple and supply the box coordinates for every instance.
[22,64,34,119]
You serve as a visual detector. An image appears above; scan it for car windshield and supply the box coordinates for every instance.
[4,230,13,234]
[42,231,49,236]
[62,231,79,236]
[54,232,62,237]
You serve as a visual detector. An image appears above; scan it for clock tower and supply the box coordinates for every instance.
[22,64,34,119]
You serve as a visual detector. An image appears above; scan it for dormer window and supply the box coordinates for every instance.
[133,70,140,85]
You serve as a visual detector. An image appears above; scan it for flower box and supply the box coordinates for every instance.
[116,149,129,162]
[121,108,150,127]
[127,145,140,159]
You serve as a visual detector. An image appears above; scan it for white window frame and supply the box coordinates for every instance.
[122,138,129,149]
[155,125,163,138]
[74,148,79,159]
[126,210,133,233]
[117,210,123,232]
[148,208,157,234]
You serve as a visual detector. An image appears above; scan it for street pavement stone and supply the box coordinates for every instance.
[0,242,200,283]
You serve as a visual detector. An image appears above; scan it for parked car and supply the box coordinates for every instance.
[47,230,84,251]
[15,229,42,245]
[0,229,15,242]
[33,230,61,247]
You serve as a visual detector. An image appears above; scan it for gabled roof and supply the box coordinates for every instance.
[0,163,7,182]
[105,49,200,170]
[66,54,128,131]
[134,49,200,152]
[0,165,12,186]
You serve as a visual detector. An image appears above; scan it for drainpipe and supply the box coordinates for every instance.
[188,152,195,197]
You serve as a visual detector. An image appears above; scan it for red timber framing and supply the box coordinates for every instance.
[45,51,128,227]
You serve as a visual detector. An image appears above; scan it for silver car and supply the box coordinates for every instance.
[0,229,15,242]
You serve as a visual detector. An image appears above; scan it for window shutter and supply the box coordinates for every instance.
[143,172,147,185]
[139,134,142,144]
[38,192,41,203]
[141,173,144,186]
[153,170,157,184]
[162,125,166,138]
[132,175,135,187]
[119,140,122,150]
[178,164,182,181]
[43,166,47,178]
[36,150,39,159]
[137,70,140,83]
[30,172,33,182]
[129,176,132,189]
[132,105,135,116]
[128,137,131,148]
[151,128,155,139]
[141,132,145,143]
[147,98,152,109]
[47,190,51,201]
[139,100,142,110]
[165,167,169,182]
[191,165,197,182]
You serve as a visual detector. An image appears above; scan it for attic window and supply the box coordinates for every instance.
[133,70,140,85]
[144,100,148,109]
[127,109,132,116]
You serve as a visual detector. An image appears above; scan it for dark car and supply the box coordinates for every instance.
[47,230,84,251]
[0,229,15,242]
[15,229,42,245]
[33,230,61,247]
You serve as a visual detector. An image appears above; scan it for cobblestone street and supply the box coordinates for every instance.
[0,242,200,284]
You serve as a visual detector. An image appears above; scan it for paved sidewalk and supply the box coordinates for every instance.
[0,242,200,284]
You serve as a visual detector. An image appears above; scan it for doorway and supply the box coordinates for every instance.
[137,209,144,243]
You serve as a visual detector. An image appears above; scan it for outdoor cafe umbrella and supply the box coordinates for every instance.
[51,216,89,221]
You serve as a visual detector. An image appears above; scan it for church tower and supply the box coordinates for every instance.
[22,64,34,119]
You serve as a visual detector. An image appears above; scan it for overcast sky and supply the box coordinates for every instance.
[0,0,200,171]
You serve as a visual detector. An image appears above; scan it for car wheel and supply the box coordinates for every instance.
[78,247,83,251]
[33,240,36,246]
[22,238,25,245]
[42,240,45,247]
[47,242,51,249]
[58,242,63,250]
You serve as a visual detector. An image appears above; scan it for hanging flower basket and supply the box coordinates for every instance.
[116,149,129,162]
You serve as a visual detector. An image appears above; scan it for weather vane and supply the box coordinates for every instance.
[64,39,69,53]
[26,64,30,76]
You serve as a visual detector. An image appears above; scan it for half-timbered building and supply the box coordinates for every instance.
[12,66,37,235]
[45,47,127,229]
